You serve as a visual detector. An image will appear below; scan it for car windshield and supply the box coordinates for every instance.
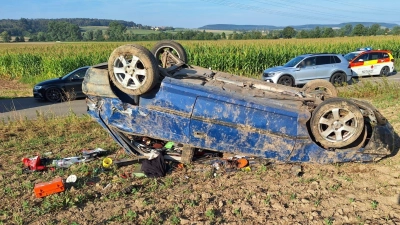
[284,56,305,67]
[344,53,360,61]
[61,71,74,80]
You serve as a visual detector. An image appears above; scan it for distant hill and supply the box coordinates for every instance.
[0,18,150,36]
[199,22,399,31]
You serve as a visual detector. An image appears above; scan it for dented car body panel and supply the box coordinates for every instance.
[84,62,397,164]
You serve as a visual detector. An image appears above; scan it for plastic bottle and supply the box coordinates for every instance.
[52,157,82,168]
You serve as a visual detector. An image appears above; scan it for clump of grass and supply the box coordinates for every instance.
[339,77,400,107]
[371,200,379,209]
[205,208,215,221]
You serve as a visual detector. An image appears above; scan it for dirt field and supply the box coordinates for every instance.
[1,78,400,225]
[6,153,400,225]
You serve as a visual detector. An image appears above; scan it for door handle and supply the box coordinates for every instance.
[193,131,207,138]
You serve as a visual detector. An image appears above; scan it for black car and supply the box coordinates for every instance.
[33,66,89,102]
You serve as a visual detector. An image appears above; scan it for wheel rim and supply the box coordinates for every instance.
[112,54,147,90]
[46,88,61,102]
[381,67,388,75]
[317,107,359,142]
[279,77,292,86]
[155,46,181,68]
[332,74,343,84]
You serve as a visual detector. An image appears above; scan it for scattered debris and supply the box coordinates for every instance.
[237,158,249,168]
[241,166,252,172]
[290,165,303,177]
[66,175,77,183]
[164,141,174,149]
[102,183,112,191]
[133,173,146,178]
[22,155,49,172]
[82,148,108,161]
[52,157,82,168]
[102,157,113,169]
[141,153,167,178]
[113,158,144,168]
[34,177,65,198]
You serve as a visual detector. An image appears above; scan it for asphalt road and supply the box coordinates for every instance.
[1,72,399,121]
[0,98,87,121]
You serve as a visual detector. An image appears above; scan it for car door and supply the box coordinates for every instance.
[64,67,88,97]
[294,57,316,83]
[313,56,333,79]
[367,52,383,75]
[189,96,297,161]
[100,79,197,145]
[351,53,370,76]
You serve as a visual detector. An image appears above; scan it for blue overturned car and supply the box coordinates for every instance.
[83,41,397,164]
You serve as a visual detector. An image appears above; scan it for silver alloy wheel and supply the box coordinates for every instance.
[317,107,359,142]
[112,55,147,90]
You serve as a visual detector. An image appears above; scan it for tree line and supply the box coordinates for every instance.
[0,18,146,36]
[1,20,400,43]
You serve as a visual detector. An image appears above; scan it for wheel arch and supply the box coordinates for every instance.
[330,70,347,77]
[278,74,295,84]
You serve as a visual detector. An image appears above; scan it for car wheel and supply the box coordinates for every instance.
[45,87,62,102]
[330,72,346,86]
[310,98,364,149]
[108,44,159,96]
[151,40,188,68]
[380,66,390,76]
[301,79,338,99]
[277,75,294,86]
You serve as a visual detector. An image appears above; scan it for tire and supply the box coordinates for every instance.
[45,87,62,102]
[380,66,389,76]
[277,75,294,86]
[301,79,338,99]
[151,40,188,68]
[310,98,364,149]
[330,72,346,86]
[108,44,159,96]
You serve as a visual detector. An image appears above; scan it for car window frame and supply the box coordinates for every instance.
[355,53,370,62]
[302,56,316,67]
[65,68,88,81]
[316,56,332,65]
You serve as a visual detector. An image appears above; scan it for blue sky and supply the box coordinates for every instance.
[1,0,399,28]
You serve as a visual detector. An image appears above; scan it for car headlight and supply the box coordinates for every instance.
[34,86,42,90]
[265,72,281,77]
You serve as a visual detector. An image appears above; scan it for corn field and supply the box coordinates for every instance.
[0,36,399,84]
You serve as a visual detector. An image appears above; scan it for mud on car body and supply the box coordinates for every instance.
[83,41,397,164]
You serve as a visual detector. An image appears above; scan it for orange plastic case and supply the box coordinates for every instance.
[34,177,65,198]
